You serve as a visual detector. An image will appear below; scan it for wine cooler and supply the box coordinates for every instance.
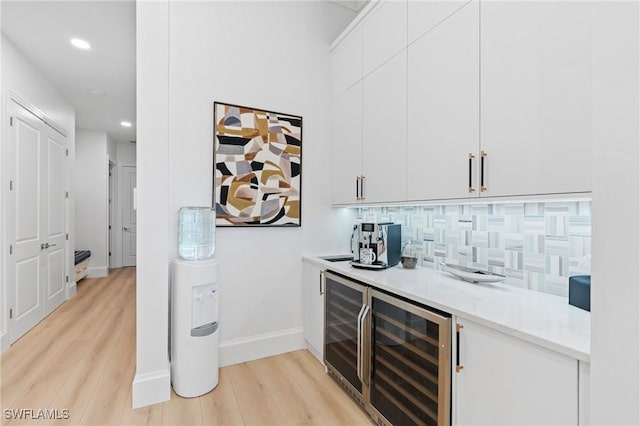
[324,272,451,426]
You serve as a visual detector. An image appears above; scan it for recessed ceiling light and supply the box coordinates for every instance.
[121,121,132,127]
[70,38,91,50]
[88,89,107,96]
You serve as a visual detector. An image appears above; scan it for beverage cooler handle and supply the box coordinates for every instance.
[360,305,370,386]
[356,305,366,382]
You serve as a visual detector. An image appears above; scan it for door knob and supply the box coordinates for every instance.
[42,243,57,249]
[124,227,130,231]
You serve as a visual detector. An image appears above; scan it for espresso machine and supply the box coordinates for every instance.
[350,223,401,270]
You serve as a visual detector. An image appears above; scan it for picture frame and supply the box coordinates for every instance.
[213,101,302,227]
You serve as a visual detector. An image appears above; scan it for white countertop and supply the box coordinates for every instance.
[303,255,591,362]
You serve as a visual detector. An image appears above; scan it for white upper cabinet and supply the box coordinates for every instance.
[407,1,479,201]
[362,50,407,203]
[408,0,471,44]
[331,29,363,98]
[362,0,407,76]
[480,1,592,197]
[330,0,592,206]
[331,82,364,205]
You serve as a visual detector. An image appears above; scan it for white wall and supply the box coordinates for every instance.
[0,35,76,353]
[135,0,356,407]
[107,135,116,268]
[117,141,136,166]
[169,0,357,362]
[107,134,117,164]
[133,0,171,408]
[74,129,109,277]
[590,2,640,423]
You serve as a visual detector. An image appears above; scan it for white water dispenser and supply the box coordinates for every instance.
[171,258,219,397]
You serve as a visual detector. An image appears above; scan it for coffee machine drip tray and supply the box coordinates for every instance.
[350,261,388,270]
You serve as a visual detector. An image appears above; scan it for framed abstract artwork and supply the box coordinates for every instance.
[213,102,302,226]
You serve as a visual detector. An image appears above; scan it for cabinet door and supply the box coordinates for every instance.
[579,361,590,426]
[362,0,407,76]
[407,1,479,201]
[302,262,324,362]
[331,82,363,205]
[362,51,407,203]
[331,30,362,98]
[408,0,471,44]
[455,319,578,425]
[480,1,592,197]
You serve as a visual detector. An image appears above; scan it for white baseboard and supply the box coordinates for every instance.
[305,340,323,364]
[220,327,305,367]
[132,368,171,409]
[87,266,108,278]
[68,282,77,298]
[0,330,8,355]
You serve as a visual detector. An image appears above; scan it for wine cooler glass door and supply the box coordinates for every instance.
[368,289,451,426]
[324,272,368,398]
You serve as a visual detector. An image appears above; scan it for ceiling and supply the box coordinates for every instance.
[1,1,364,145]
[1,1,136,144]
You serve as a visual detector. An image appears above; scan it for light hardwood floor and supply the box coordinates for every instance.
[1,267,372,426]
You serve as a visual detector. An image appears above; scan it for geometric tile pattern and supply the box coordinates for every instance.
[356,201,592,297]
[214,102,302,226]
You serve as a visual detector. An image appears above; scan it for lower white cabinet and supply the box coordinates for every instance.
[579,361,590,426]
[454,318,578,425]
[302,261,324,362]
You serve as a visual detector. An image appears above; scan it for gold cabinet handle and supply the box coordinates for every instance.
[468,153,475,193]
[480,151,487,192]
[456,323,464,373]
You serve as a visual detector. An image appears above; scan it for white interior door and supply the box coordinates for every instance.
[7,99,68,343]
[44,129,68,314]
[122,166,137,267]
[7,101,46,343]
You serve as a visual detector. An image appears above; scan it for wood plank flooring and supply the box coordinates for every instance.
[1,268,372,425]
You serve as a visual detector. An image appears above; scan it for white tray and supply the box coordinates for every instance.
[440,262,507,284]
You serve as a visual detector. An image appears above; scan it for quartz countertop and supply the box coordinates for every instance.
[302,255,591,362]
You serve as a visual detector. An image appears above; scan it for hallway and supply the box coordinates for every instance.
[1,268,136,425]
[1,268,371,425]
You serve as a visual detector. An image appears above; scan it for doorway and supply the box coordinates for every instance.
[121,166,137,267]
[109,160,116,268]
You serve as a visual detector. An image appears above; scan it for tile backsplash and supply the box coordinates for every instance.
[356,201,592,297]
